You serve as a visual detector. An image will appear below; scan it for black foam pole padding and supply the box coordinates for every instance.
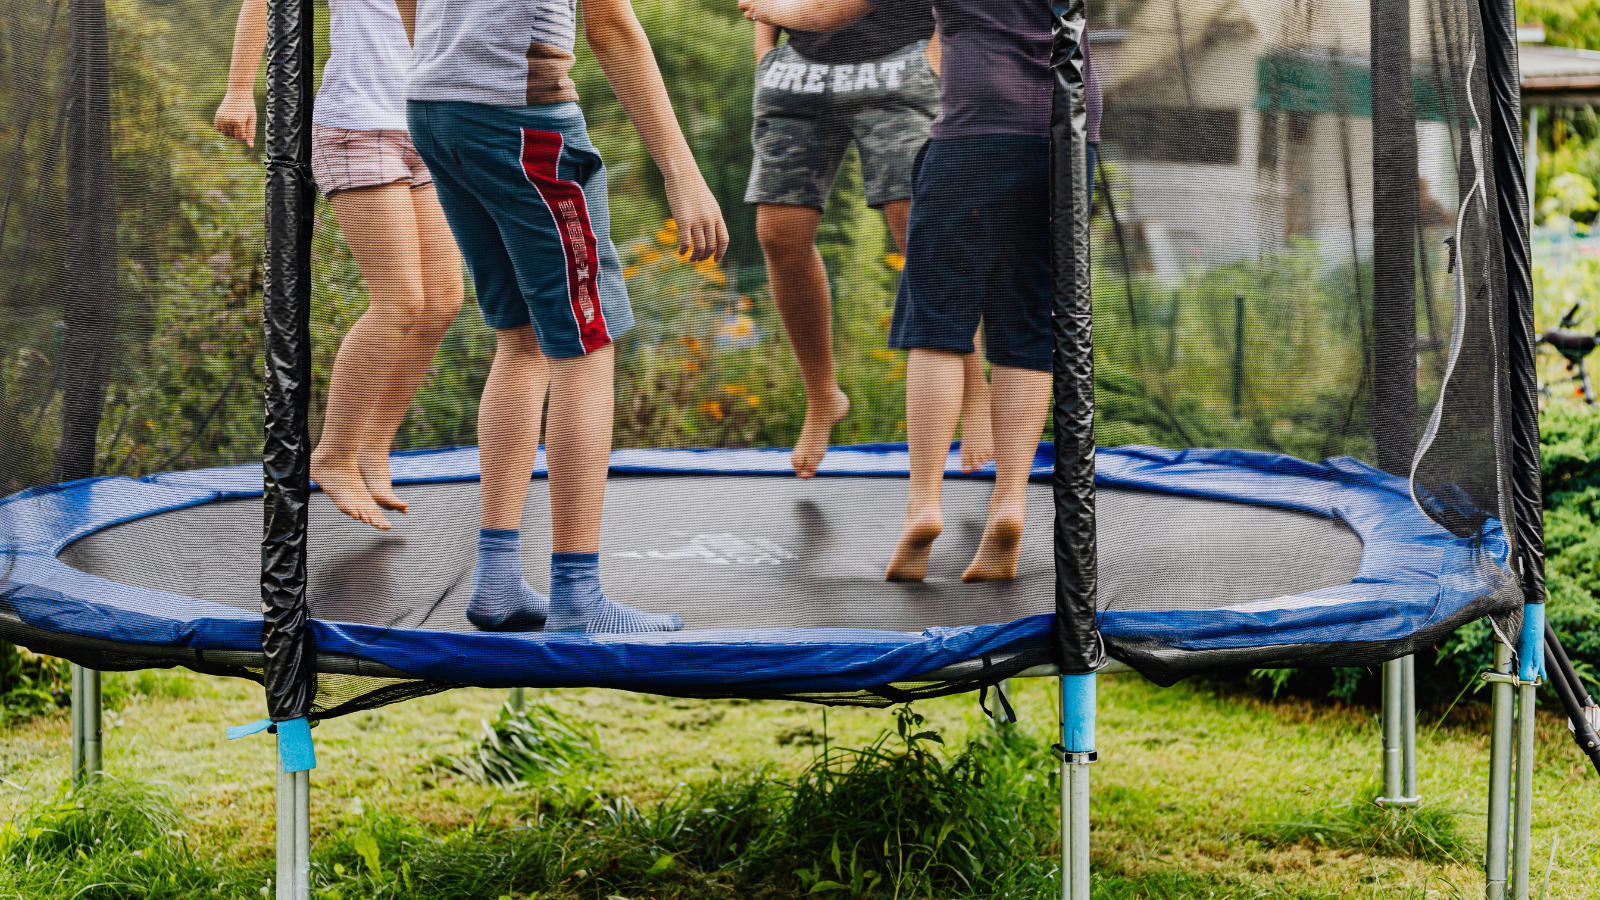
[1369,0,1420,476]
[1542,634,1600,775]
[1050,0,1103,675]
[56,0,120,483]
[1547,622,1595,707]
[1479,0,1544,608]
[261,0,316,722]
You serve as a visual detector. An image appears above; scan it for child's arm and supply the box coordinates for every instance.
[754,21,779,61]
[737,0,872,33]
[586,0,729,263]
[215,0,268,146]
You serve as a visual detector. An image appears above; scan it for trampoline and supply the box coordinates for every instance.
[0,0,1572,895]
[2,443,1518,709]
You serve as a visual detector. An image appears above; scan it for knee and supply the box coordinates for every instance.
[368,282,428,328]
[756,214,817,264]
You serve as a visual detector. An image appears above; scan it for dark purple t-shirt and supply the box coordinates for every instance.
[932,0,1101,142]
[784,0,935,65]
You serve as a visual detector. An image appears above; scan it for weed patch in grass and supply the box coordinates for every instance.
[1245,792,1473,865]
[439,700,605,788]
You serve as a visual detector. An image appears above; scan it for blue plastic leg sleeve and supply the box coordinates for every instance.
[1061,672,1097,753]
[1518,604,1546,683]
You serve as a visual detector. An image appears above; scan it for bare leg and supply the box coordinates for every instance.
[478,326,549,531]
[882,199,992,474]
[357,185,465,512]
[544,344,614,553]
[757,203,850,478]
[311,183,430,530]
[886,348,965,581]
[963,364,1051,582]
[958,331,994,473]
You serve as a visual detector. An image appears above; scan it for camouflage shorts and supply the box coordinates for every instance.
[745,40,938,211]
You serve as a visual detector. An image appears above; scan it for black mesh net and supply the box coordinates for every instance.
[0,0,1522,718]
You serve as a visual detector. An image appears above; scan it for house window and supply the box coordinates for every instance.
[1104,105,1241,165]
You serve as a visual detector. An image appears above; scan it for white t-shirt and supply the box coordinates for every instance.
[314,0,413,130]
[407,0,580,107]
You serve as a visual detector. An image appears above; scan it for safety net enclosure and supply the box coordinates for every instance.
[0,0,1535,723]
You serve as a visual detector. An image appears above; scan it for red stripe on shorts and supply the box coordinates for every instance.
[518,128,610,352]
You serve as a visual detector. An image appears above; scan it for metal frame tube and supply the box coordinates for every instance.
[294,769,311,899]
[276,739,311,900]
[1487,640,1515,900]
[1402,654,1418,800]
[275,761,293,900]
[70,664,101,787]
[1063,761,1091,900]
[1512,682,1536,899]
[1382,658,1404,802]
[70,664,83,783]
[508,687,526,713]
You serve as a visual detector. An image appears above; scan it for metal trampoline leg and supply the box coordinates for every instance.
[276,738,311,900]
[1059,674,1095,900]
[70,664,101,787]
[1512,681,1536,900]
[509,687,526,713]
[1403,654,1418,801]
[1487,640,1514,900]
[1379,656,1419,808]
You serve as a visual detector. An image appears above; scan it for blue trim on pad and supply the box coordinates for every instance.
[0,444,1511,695]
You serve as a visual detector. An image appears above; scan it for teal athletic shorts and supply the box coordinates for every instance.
[408,100,632,357]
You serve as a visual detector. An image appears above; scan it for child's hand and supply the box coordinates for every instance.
[664,174,729,263]
[214,91,258,147]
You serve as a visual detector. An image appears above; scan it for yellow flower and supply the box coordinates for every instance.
[748,395,760,407]
[884,252,905,272]
[641,250,662,265]
[723,384,748,396]
[657,219,679,246]
[698,400,724,420]
[623,265,640,279]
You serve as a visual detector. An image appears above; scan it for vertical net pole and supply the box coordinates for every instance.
[1370,0,1420,475]
[58,0,118,482]
[60,0,118,770]
[1480,0,1542,621]
[1050,0,1099,681]
[261,0,316,730]
[1051,3,1098,897]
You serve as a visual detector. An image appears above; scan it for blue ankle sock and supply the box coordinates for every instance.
[545,551,683,634]
[467,529,549,631]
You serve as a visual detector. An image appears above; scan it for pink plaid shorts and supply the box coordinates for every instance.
[310,124,434,197]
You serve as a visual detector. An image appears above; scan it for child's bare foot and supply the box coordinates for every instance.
[958,416,995,473]
[311,449,391,530]
[962,510,1025,582]
[886,507,943,582]
[360,452,409,514]
[792,390,850,479]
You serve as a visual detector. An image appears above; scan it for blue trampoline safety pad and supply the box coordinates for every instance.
[0,445,1511,695]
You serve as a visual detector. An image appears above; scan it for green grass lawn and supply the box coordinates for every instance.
[2,669,1599,898]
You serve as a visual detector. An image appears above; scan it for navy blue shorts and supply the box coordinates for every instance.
[888,137,1096,373]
